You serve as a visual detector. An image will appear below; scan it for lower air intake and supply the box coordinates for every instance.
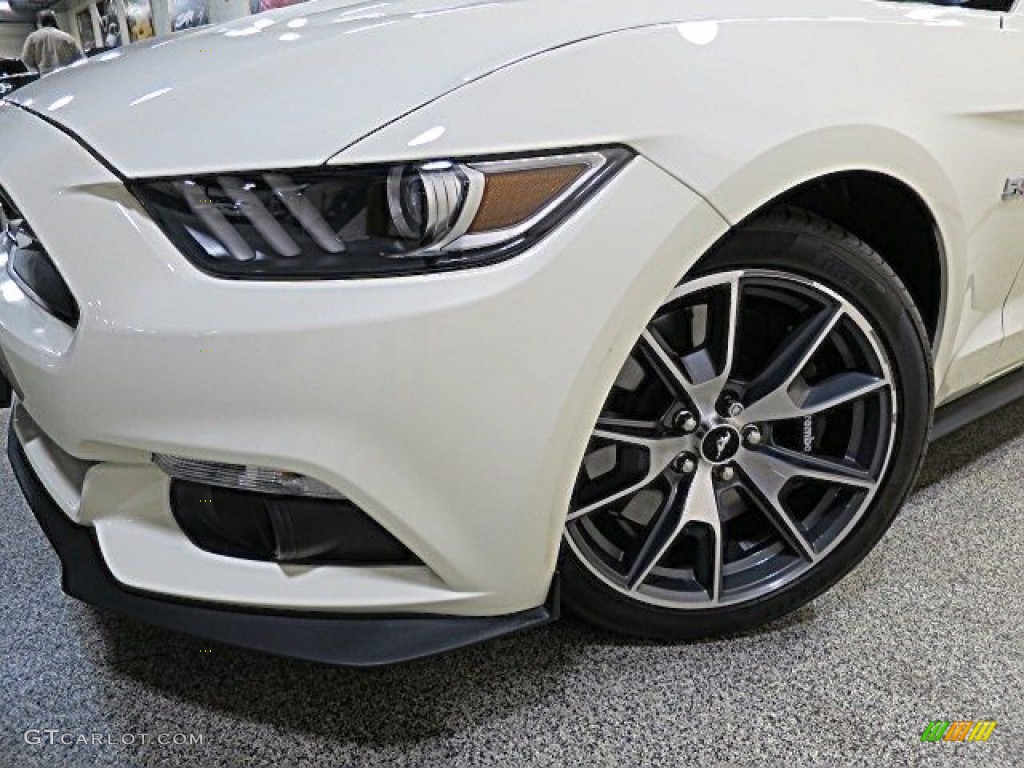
[171,481,420,566]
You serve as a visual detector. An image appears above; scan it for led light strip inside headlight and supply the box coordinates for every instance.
[131,147,632,279]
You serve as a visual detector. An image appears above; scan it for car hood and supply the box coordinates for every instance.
[3,0,684,177]
[7,0,871,178]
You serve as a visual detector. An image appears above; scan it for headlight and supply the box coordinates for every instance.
[131,147,632,279]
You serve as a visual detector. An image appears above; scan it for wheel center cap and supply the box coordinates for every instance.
[701,425,741,464]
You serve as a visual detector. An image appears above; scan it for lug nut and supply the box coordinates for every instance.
[743,425,763,447]
[672,409,698,434]
[671,452,698,475]
[719,393,745,418]
[717,465,736,482]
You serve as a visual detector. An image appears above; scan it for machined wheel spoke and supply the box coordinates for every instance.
[625,481,687,590]
[589,427,691,462]
[696,514,726,603]
[739,445,877,501]
[592,423,660,449]
[639,275,741,416]
[742,475,818,562]
[569,478,655,521]
[742,304,844,420]
[568,430,691,521]
[680,275,741,416]
[626,463,721,594]
[638,329,693,398]
[743,370,890,424]
[736,445,873,563]
[595,416,660,432]
[797,371,889,415]
[687,468,725,602]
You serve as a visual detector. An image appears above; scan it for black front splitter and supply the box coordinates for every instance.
[8,426,557,667]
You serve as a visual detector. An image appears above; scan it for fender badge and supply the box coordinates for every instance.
[1002,178,1024,200]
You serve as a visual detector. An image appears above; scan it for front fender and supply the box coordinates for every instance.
[336,10,1016,398]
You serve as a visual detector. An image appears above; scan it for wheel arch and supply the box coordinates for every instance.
[755,171,947,346]
[695,170,947,351]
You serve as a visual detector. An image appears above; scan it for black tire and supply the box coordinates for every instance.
[561,205,933,639]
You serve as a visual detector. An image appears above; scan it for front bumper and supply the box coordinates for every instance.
[8,422,556,666]
[0,102,728,630]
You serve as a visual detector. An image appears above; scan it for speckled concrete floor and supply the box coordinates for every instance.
[0,402,1021,768]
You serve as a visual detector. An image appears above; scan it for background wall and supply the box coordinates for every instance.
[61,0,100,51]
[211,0,250,26]
[3,0,296,61]
[0,22,32,58]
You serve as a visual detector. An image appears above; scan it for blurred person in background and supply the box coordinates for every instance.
[21,10,84,76]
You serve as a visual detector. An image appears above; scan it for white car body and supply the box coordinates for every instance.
[1,0,1022,662]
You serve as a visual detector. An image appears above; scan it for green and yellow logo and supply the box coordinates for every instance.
[920,720,997,743]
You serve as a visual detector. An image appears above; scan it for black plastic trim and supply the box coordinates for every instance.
[931,366,1024,441]
[0,369,10,408]
[170,479,422,566]
[1,184,81,327]
[8,248,80,327]
[0,345,22,402]
[8,427,558,667]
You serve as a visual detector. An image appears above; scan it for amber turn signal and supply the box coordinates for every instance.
[469,164,589,233]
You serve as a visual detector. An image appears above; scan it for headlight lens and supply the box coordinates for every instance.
[131,147,632,279]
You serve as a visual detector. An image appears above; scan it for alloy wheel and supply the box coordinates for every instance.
[565,270,898,609]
